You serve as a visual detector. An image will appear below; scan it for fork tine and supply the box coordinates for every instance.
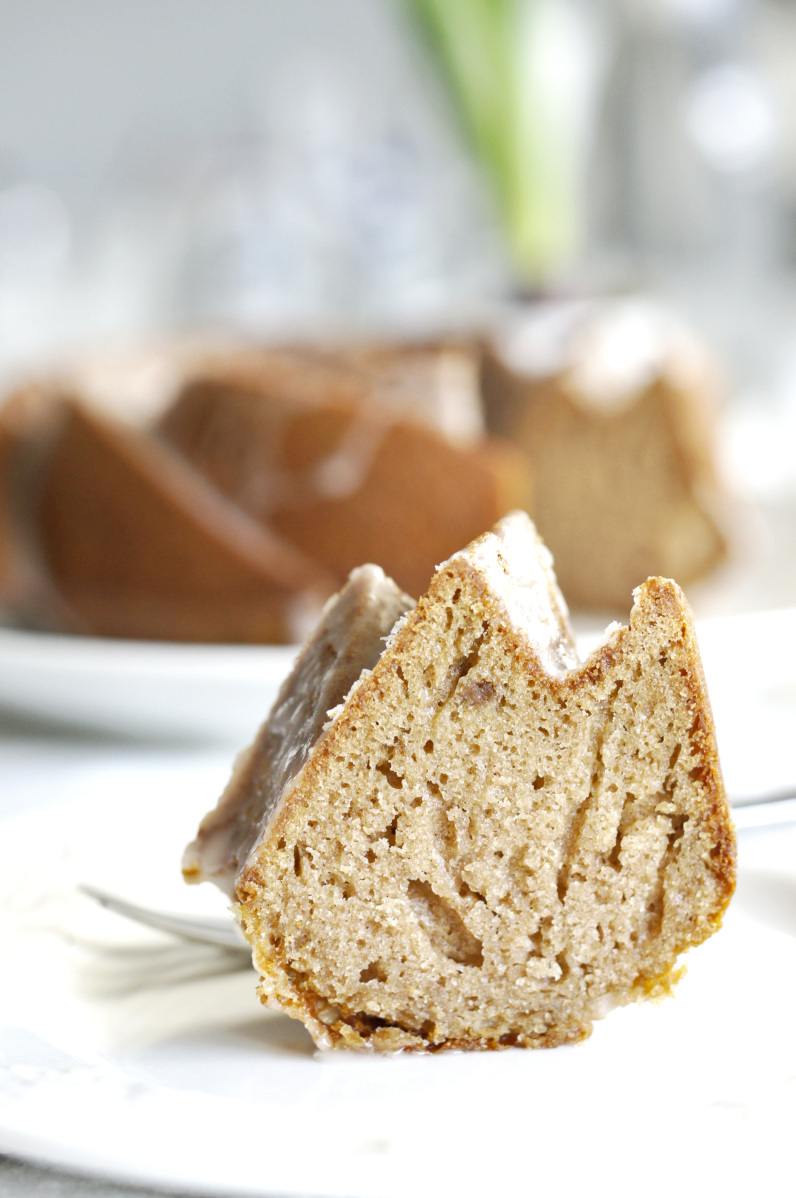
[79,884,250,952]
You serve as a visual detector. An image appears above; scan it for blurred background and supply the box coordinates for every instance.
[0,0,795,611]
[0,0,794,356]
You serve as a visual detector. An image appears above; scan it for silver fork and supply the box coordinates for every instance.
[79,883,250,953]
[80,790,796,950]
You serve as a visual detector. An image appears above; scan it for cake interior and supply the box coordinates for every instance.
[235,518,734,1050]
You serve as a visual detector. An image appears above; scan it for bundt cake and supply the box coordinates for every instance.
[184,512,735,1050]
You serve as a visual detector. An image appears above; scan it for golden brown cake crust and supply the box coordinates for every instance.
[221,515,735,1052]
[30,399,334,642]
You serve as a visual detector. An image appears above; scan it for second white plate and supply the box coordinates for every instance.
[0,627,297,743]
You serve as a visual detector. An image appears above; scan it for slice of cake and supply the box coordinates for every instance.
[184,512,735,1051]
[481,301,730,611]
[157,371,528,599]
[30,399,334,642]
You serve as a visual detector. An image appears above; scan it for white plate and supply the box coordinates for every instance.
[1,759,795,1197]
[689,605,796,801]
[0,627,297,744]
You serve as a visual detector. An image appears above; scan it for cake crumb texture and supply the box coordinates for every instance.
[201,513,735,1051]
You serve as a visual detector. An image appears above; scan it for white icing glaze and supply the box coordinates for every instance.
[383,610,411,652]
[494,299,712,411]
[447,511,580,677]
[432,348,483,443]
[497,301,590,380]
[183,565,414,896]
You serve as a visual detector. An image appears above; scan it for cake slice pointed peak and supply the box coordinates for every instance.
[185,511,735,1051]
